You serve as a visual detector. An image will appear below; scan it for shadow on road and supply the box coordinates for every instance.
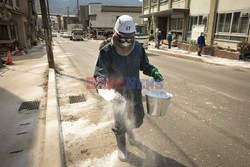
[127,140,186,167]
[143,116,199,167]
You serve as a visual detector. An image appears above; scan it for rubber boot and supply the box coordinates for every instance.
[115,133,128,162]
[127,131,136,146]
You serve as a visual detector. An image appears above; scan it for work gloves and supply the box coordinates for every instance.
[95,78,106,89]
[151,68,163,82]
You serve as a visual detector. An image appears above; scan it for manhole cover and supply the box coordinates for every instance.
[18,100,40,113]
[69,95,86,104]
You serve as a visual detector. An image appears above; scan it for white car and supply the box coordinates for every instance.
[63,32,69,38]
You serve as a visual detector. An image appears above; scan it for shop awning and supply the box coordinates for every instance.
[140,8,189,18]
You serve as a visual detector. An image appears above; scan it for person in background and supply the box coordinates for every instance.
[99,31,112,50]
[197,32,206,56]
[167,32,172,49]
[157,31,161,49]
[93,15,163,162]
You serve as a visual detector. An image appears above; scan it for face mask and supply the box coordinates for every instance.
[121,42,131,47]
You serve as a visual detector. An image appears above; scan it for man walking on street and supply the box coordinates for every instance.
[93,15,163,162]
[167,32,172,49]
[197,32,206,56]
[157,31,161,49]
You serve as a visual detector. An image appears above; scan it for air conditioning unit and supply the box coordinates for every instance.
[240,11,248,17]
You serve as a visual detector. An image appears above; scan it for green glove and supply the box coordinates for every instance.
[95,78,106,89]
[151,68,163,82]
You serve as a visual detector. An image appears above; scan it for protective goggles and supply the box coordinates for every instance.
[117,35,134,43]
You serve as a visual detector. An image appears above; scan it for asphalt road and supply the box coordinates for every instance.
[54,37,250,167]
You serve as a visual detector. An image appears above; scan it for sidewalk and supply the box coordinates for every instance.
[148,41,250,70]
[0,43,48,166]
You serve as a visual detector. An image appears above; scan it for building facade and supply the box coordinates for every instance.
[141,0,250,49]
[81,3,142,39]
[61,15,79,30]
[0,0,37,52]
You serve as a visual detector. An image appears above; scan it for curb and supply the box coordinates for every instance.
[147,48,250,70]
[42,68,63,167]
[147,48,205,63]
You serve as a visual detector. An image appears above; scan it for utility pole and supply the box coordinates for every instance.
[39,0,55,68]
[67,6,69,30]
[46,0,52,41]
[77,0,79,23]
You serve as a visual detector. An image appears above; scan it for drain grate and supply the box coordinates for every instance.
[18,100,40,113]
[20,123,31,126]
[69,95,86,104]
[16,132,28,135]
[9,150,23,154]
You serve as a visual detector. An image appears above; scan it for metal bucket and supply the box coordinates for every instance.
[145,91,173,117]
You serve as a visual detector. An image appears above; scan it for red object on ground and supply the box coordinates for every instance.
[6,51,13,65]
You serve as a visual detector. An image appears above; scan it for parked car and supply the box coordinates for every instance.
[52,31,58,37]
[63,32,69,38]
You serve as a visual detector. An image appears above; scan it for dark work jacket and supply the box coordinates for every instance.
[94,41,155,128]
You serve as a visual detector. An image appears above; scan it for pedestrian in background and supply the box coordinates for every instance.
[167,32,172,49]
[157,31,161,49]
[197,32,206,56]
[99,31,112,50]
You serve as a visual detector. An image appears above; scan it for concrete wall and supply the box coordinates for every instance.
[144,8,150,14]
[190,0,211,15]
[150,5,158,13]
[91,12,141,28]
[214,40,239,50]
[89,3,102,15]
[217,0,250,12]
[89,3,142,28]
[19,0,29,16]
[172,0,185,9]
[13,15,27,48]
[159,3,169,11]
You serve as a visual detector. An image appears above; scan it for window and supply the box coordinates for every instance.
[218,14,225,32]
[189,15,207,31]
[143,0,148,7]
[215,12,249,42]
[232,12,240,33]
[0,25,9,40]
[224,13,232,32]
[217,13,232,32]
[239,16,249,33]
[171,18,183,31]
[218,12,249,34]
[10,25,17,39]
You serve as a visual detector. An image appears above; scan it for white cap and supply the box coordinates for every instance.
[114,15,135,38]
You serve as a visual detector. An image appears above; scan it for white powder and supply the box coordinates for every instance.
[77,151,118,167]
[98,89,122,101]
[62,119,112,140]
